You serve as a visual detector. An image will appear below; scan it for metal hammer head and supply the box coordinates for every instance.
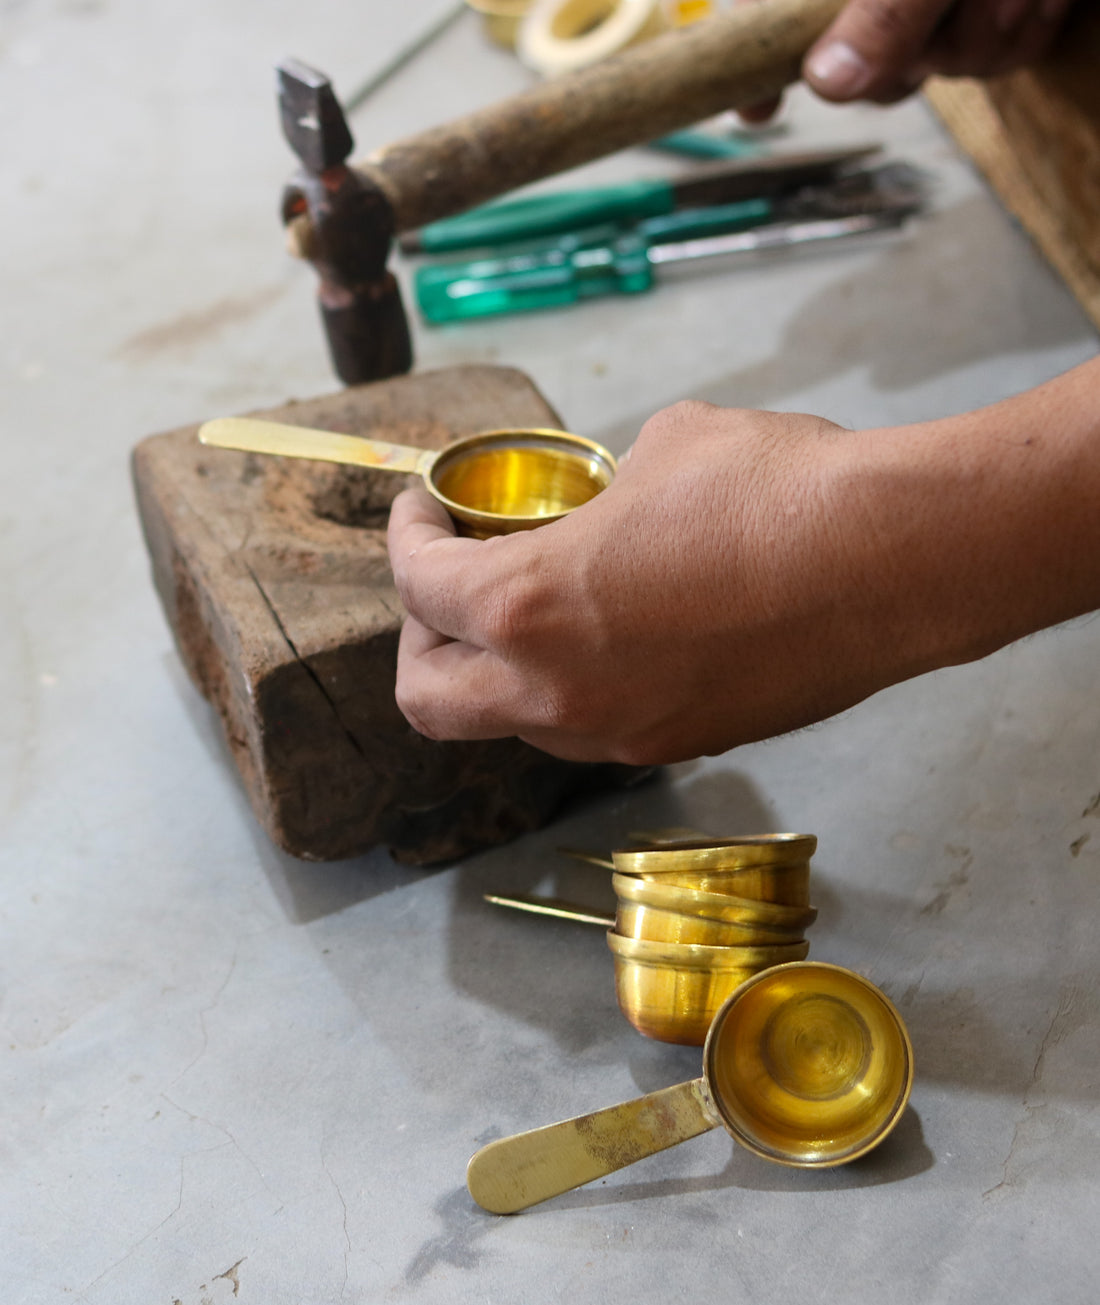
[277,59,412,386]
[278,57,355,174]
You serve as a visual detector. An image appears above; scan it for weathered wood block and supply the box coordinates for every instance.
[132,364,639,863]
[924,5,1100,332]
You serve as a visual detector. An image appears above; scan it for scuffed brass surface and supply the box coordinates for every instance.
[467,1078,717,1214]
[467,962,913,1212]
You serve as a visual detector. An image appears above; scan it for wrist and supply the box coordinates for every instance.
[833,360,1100,677]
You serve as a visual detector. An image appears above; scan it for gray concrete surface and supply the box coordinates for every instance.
[2,3,1099,1303]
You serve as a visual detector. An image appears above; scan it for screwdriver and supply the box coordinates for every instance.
[415,166,924,323]
[399,145,881,255]
[416,206,916,323]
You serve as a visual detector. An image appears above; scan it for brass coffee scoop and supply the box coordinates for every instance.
[198,417,616,538]
[467,962,913,1214]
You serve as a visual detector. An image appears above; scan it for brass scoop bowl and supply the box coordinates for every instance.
[198,417,616,538]
[467,962,913,1214]
[608,932,811,1044]
[612,834,816,904]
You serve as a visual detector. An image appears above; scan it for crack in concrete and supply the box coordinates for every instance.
[167,948,239,1088]
[982,984,1080,1200]
[74,1158,186,1300]
[320,1145,351,1297]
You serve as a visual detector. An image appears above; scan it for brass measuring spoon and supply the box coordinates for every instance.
[198,417,616,538]
[467,962,913,1214]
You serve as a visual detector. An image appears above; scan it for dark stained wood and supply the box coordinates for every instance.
[132,365,644,864]
[924,5,1100,333]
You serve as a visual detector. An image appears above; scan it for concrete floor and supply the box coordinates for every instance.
[3,3,1100,1302]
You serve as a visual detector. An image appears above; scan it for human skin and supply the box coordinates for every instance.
[738,0,1078,122]
[387,355,1100,765]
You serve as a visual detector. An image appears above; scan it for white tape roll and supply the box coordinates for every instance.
[518,0,669,76]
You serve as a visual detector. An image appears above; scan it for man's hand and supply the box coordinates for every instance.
[388,402,920,765]
[387,360,1100,765]
[739,0,1077,122]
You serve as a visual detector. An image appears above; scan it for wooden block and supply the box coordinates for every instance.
[923,6,1100,333]
[132,364,641,864]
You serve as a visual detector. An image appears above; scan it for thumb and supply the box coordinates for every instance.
[804,0,952,101]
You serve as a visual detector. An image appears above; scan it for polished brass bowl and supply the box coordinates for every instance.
[198,418,615,540]
[613,835,815,904]
[611,872,817,932]
[429,428,616,536]
[704,962,914,1165]
[465,960,913,1213]
[615,896,808,946]
[612,833,817,873]
[639,861,811,906]
[607,931,810,1045]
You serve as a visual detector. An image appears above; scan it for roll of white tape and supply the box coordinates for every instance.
[518,0,669,76]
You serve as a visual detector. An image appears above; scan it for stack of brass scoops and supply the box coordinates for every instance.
[607,834,818,1044]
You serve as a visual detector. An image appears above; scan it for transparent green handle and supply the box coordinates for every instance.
[414,198,772,323]
[412,179,675,253]
[416,236,653,323]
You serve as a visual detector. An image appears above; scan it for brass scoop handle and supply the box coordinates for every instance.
[467,1078,719,1214]
[483,893,614,928]
[198,417,436,477]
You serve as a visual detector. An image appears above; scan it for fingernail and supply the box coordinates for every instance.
[805,42,872,97]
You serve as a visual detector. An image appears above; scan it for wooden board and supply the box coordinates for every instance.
[132,364,643,864]
[923,5,1100,334]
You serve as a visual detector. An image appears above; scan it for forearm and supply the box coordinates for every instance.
[387,358,1100,765]
[837,355,1100,681]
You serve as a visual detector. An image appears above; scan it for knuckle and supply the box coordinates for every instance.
[480,570,540,651]
[637,398,719,445]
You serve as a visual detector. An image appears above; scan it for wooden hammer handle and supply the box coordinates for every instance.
[359,0,846,232]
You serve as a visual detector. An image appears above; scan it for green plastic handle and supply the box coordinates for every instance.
[416,235,653,323]
[635,196,771,242]
[650,129,762,160]
[412,178,676,253]
[414,198,774,323]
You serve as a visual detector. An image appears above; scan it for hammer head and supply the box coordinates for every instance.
[278,57,355,174]
[278,58,412,385]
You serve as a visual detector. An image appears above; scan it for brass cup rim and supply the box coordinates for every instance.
[606,930,810,969]
[426,427,617,536]
[612,833,816,874]
[614,899,805,945]
[701,961,915,1168]
[612,872,818,927]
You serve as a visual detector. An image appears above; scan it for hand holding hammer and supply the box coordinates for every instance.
[280,0,847,384]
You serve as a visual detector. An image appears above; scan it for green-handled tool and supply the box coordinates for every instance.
[417,206,915,323]
[415,163,924,323]
[399,145,880,255]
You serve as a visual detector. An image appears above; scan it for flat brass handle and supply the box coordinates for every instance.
[198,417,433,475]
[467,1078,719,1214]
